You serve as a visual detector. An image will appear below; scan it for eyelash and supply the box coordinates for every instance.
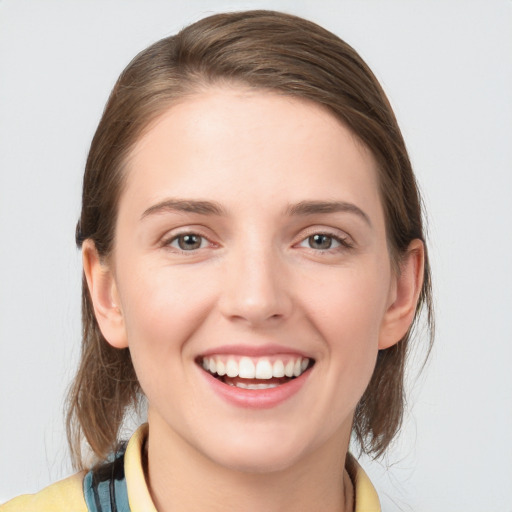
[162,230,353,254]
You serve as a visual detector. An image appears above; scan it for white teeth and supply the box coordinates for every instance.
[239,357,256,379]
[272,360,285,378]
[255,359,273,379]
[235,382,279,390]
[284,360,295,378]
[226,358,238,378]
[202,355,312,380]
[293,359,302,377]
[216,360,226,376]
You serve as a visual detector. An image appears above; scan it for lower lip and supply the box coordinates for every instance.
[199,367,312,409]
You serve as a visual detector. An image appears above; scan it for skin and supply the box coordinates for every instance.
[84,87,424,512]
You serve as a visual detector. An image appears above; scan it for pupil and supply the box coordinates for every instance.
[179,234,201,250]
[310,234,332,249]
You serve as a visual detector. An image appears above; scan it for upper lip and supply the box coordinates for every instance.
[199,343,313,359]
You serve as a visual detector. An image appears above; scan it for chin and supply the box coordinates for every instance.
[211,447,305,474]
[198,426,316,474]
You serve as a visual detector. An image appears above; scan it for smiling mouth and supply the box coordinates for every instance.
[197,355,314,389]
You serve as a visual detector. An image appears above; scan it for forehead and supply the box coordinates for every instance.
[121,87,382,221]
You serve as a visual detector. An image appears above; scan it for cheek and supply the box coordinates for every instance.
[116,262,218,366]
[302,261,391,391]
[306,262,390,341]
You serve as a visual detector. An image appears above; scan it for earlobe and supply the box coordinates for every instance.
[379,239,425,350]
[82,240,128,349]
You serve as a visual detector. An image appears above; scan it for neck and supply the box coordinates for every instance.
[145,413,354,512]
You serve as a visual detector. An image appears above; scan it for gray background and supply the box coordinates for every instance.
[1,1,511,510]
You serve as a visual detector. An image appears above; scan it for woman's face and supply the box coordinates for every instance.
[95,87,401,472]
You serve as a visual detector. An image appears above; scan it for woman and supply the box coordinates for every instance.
[1,10,432,512]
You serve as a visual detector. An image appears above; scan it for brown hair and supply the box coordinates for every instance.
[68,9,434,469]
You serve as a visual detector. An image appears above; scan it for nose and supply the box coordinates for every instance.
[218,243,293,327]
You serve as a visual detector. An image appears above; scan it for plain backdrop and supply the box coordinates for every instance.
[1,1,511,510]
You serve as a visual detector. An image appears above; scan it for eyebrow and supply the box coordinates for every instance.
[141,199,226,219]
[140,198,371,227]
[286,200,372,227]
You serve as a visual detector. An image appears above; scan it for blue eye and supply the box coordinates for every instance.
[169,234,207,251]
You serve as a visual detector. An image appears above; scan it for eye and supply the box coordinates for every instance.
[168,233,208,251]
[298,233,350,251]
[305,234,340,250]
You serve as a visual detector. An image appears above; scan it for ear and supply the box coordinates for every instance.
[379,239,425,350]
[82,239,128,349]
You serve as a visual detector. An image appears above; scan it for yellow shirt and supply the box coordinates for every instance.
[1,425,380,511]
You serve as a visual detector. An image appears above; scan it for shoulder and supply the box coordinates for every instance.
[0,425,149,512]
[346,453,381,512]
[0,472,87,512]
